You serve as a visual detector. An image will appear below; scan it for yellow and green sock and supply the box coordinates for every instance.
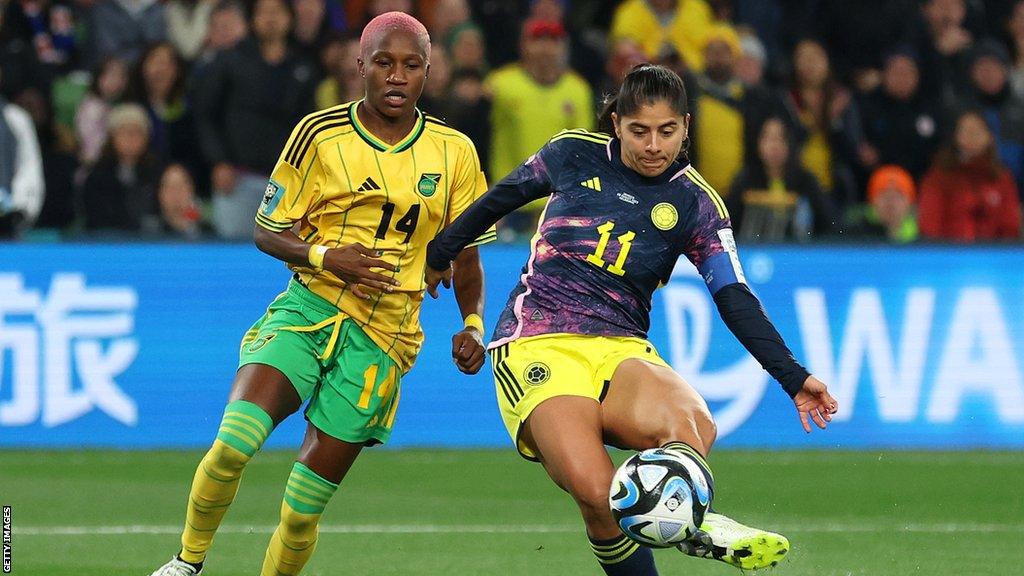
[260,462,338,576]
[179,400,274,565]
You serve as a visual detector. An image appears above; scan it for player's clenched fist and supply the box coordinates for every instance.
[323,243,400,299]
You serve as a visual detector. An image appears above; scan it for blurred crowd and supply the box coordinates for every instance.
[1,0,1023,244]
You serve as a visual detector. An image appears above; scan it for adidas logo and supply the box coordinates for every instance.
[581,177,602,191]
[357,177,382,192]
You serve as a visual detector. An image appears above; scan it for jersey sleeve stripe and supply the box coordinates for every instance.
[284,150,322,212]
[288,116,351,167]
[687,169,729,217]
[465,229,498,247]
[254,219,291,233]
[550,133,611,146]
[684,171,728,219]
[255,212,293,231]
[552,128,611,141]
[284,108,337,164]
[286,109,350,166]
[255,211,290,227]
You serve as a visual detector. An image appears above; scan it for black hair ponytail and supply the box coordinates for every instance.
[597,94,619,135]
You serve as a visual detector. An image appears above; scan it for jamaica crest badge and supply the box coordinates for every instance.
[417,173,442,198]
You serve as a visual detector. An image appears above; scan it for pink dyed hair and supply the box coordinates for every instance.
[360,11,431,60]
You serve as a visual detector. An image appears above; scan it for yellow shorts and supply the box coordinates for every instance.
[488,333,669,461]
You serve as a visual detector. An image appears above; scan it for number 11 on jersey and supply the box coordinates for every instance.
[586,221,635,276]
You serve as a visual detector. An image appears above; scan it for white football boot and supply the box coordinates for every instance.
[678,512,790,570]
[148,556,202,576]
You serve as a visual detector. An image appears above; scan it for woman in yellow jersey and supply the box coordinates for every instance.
[150,12,493,576]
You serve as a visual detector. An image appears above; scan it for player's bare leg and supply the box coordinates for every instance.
[601,359,716,456]
[260,423,363,576]
[226,363,304,424]
[151,365,301,576]
[523,397,619,539]
[602,359,789,570]
[522,396,658,575]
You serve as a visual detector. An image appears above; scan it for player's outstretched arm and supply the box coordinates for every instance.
[712,284,839,432]
[682,189,839,432]
[426,152,556,285]
[253,225,399,299]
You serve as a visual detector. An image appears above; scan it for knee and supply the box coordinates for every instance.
[279,505,320,547]
[281,509,318,533]
[649,402,717,454]
[691,406,717,450]
[206,439,252,474]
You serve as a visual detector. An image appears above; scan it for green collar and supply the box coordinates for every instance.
[349,100,425,153]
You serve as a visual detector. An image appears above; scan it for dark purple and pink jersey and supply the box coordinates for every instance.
[487,132,742,347]
[426,130,809,396]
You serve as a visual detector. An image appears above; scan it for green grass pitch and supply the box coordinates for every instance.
[3,449,1022,575]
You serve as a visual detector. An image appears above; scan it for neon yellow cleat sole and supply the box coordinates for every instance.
[678,512,790,570]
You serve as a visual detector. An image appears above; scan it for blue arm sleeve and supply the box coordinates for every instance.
[712,283,810,398]
[697,252,744,295]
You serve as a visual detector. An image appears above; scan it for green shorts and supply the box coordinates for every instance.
[239,279,401,445]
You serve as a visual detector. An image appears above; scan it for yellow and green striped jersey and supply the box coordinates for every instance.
[256,99,496,372]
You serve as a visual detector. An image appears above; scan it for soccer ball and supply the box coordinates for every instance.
[608,448,711,548]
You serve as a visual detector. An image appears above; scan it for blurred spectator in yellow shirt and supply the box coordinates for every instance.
[485,19,594,237]
[610,0,714,72]
[485,19,594,182]
[691,24,778,194]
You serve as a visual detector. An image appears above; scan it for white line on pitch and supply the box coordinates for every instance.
[12,522,1024,536]
[15,525,579,536]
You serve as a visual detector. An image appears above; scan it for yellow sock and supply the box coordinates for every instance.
[261,462,338,576]
[179,400,273,564]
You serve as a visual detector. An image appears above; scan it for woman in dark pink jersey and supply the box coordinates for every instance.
[427,64,839,575]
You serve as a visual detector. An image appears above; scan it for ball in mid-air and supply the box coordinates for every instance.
[608,448,712,547]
